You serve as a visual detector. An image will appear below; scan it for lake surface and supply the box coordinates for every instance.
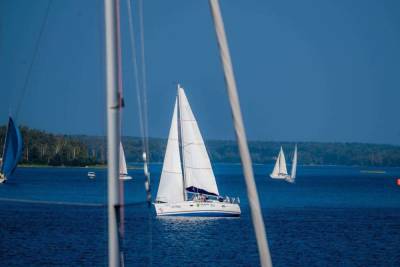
[0,164,399,266]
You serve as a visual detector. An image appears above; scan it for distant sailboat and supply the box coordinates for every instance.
[87,171,96,179]
[119,142,132,180]
[0,117,23,184]
[270,145,297,183]
[154,84,240,217]
[288,145,297,183]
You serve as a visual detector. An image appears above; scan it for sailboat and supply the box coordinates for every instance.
[154,84,240,217]
[119,142,132,180]
[270,145,297,183]
[288,145,297,183]
[0,117,23,184]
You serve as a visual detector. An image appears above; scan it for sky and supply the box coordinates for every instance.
[1,0,400,144]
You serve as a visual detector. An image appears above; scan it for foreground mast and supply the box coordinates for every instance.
[104,0,122,266]
[209,0,272,266]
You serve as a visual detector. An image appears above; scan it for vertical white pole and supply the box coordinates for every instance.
[208,1,273,266]
[104,0,121,266]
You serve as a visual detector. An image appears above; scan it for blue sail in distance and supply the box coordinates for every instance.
[1,117,23,179]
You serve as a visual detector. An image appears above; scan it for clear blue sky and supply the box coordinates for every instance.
[1,0,400,144]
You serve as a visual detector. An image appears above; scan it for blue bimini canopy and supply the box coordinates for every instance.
[186,186,219,197]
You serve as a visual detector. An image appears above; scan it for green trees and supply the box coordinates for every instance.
[0,126,101,166]
[1,125,399,167]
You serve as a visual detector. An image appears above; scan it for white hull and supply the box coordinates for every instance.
[119,174,132,181]
[270,174,290,179]
[154,200,240,217]
[270,174,295,183]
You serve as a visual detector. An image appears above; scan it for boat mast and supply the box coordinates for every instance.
[104,0,122,266]
[209,1,272,266]
[176,84,187,201]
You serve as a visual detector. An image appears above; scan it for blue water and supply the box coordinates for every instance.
[0,164,400,266]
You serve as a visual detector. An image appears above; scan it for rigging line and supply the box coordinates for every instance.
[115,1,127,261]
[137,0,150,157]
[208,1,273,267]
[14,0,53,122]
[126,0,151,204]
[138,0,152,205]
[126,0,146,152]
[95,0,109,261]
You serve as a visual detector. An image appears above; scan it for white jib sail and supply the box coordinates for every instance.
[119,142,128,176]
[290,145,297,179]
[271,150,281,177]
[178,86,219,196]
[156,100,185,203]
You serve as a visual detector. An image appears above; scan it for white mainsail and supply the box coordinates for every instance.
[290,145,297,180]
[119,142,128,176]
[156,101,185,203]
[178,86,219,196]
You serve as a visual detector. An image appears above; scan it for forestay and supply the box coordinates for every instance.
[156,101,184,203]
[178,86,219,196]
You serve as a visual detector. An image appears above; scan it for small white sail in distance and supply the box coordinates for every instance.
[270,146,288,179]
[119,142,132,180]
[288,145,297,183]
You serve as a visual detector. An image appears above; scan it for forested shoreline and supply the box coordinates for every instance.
[1,126,400,167]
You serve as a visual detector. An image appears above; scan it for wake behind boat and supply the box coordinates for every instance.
[154,84,240,217]
[0,117,23,184]
[270,145,297,183]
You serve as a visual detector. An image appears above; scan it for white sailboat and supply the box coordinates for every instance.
[287,145,297,183]
[119,142,132,180]
[270,145,297,183]
[154,84,240,217]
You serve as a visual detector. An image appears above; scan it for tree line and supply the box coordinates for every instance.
[1,125,400,167]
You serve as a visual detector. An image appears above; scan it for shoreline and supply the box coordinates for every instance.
[18,163,399,169]
[19,164,143,170]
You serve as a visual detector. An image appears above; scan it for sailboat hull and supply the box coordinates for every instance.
[154,201,241,217]
[270,174,290,179]
[119,174,132,181]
